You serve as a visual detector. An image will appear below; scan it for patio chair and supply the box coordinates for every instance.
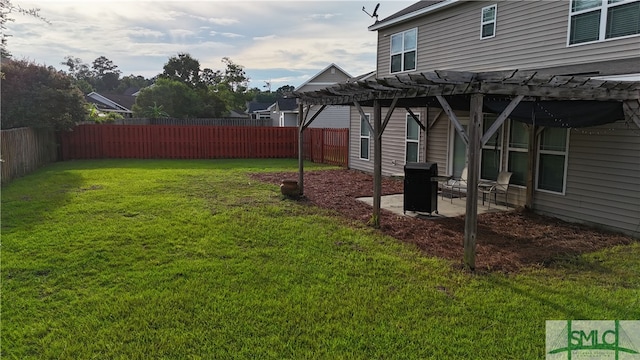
[478,171,512,209]
[441,166,467,203]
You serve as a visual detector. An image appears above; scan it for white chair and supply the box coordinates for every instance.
[478,171,512,209]
[441,166,467,203]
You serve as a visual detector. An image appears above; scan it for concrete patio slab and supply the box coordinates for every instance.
[357,193,512,219]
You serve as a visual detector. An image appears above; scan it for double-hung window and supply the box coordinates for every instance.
[390,28,417,73]
[506,121,529,186]
[405,113,420,163]
[360,114,371,160]
[481,4,497,39]
[480,115,502,181]
[569,0,640,45]
[537,128,569,194]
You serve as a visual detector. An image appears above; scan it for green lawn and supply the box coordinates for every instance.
[2,159,638,359]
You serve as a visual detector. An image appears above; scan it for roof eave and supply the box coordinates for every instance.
[368,0,460,32]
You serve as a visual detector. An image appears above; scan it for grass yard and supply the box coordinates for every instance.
[2,159,638,359]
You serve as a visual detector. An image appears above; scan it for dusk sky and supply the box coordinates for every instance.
[7,1,413,89]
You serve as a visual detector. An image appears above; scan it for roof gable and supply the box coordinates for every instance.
[295,63,352,92]
[87,92,135,112]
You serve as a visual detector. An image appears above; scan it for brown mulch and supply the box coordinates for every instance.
[250,169,635,273]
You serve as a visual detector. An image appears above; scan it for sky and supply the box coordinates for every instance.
[6,0,413,90]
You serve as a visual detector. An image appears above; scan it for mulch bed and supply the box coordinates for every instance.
[250,169,635,273]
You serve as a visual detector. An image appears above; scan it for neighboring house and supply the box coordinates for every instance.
[86,92,136,118]
[273,98,299,127]
[272,64,353,128]
[228,109,250,118]
[247,101,273,120]
[301,0,640,236]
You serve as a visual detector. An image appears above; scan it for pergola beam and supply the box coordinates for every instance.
[463,93,484,271]
[436,95,469,145]
[480,95,524,146]
[354,100,374,135]
[298,103,305,195]
[405,107,426,132]
[302,105,327,130]
[381,97,399,134]
[372,100,382,228]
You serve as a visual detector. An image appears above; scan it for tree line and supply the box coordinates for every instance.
[1,1,294,129]
[1,52,296,129]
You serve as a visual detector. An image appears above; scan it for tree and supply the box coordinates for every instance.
[206,57,252,111]
[133,78,216,118]
[220,57,248,92]
[161,53,201,88]
[61,56,92,80]
[276,85,295,98]
[91,56,121,91]
[200,67,222,86]
[1,59,87,130]
[143,102,170,119]
[116,75,152,94]
[91,56,119,76]
[1,0,49,58]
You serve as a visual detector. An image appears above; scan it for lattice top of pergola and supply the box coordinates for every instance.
[293,69,640,106]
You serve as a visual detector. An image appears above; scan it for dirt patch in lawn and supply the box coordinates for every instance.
[250,169,636,273]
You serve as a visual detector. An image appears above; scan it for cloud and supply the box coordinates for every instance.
[253,35,276,41]
[189,15,240,26]
[128,27,165,38]
[169,29,197,39]
[210,31,244,39]
[306,13,342,20]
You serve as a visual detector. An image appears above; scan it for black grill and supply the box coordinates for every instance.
[403,162,438,215]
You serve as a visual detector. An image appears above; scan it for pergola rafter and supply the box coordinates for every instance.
[292,69,640,271]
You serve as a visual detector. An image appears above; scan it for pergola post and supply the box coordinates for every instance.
[372,99,382,227]
[298,103,304,195]
[463,93,483,271]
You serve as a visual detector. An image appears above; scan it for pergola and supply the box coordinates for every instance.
[292,69,640,270]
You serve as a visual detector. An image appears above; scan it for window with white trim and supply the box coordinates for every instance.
[569,0,640,45]
[360,113,371,160]
[536,128,569,193]
[405,113,420,163]
[390,28,417,73]
[480,114,502,181]
[481,4,497,39]
[506,121,529,187]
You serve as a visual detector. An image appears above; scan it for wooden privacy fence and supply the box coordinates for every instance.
[1,127,57,185]
[303,128,349,166]
[60,125,297,160]
[59,125,349,166]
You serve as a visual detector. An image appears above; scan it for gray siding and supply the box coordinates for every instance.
[297,65,351,92]
[349,106,428,176]
[534,121,640,237]
[307,106,350,129]
[426,108,449,172]
[377,1,640,78]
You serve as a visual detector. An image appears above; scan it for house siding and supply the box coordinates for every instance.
[377,1,640,78]
[297,66,351,93]
[534,121,640,237]
[307,106,350,129]
[349,106,428,176]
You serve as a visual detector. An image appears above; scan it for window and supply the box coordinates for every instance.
[569,0,640,45]
[390,28,417,73]
[480,115,502,181]
[481,4,497,39]
[360,114,371,160]
[406,113,420,163]
[536,128,569,193]
[506,121,529,186]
